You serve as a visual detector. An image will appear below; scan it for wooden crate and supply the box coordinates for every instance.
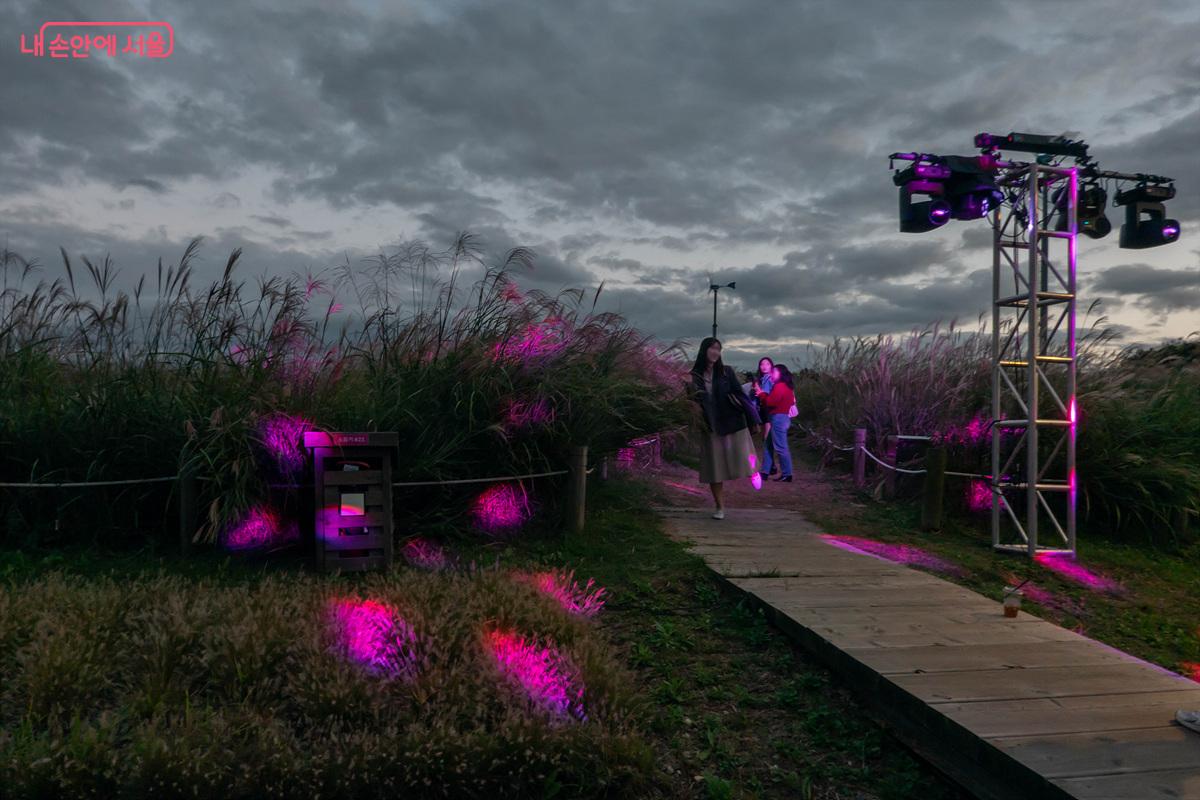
[303,432,399,573]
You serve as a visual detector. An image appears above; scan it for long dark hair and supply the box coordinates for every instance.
[692,337,723,376]
[758,356,774,376]
[773,363,795,390]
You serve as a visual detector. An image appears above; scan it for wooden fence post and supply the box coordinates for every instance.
[566,445,588,535]
[178,459,197,556]
[853,428,867,489]
[884,435,898,500]
[921,446,948,531]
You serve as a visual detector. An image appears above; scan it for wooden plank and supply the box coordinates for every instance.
[1053,767,1200,799]
[937,692,1200,738]
[843,640,1143,676]
[993,726,1200,779]
[891,663,1197,705]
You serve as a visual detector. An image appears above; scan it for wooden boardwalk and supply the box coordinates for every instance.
[659,506,1200,800]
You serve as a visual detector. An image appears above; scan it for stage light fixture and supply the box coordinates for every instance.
[1115,184,1180,249]
[894,162,953,233]
[941,155,1004,221]
[1054,183,1112,239]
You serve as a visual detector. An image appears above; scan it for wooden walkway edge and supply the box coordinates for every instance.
[658,506,1200,800]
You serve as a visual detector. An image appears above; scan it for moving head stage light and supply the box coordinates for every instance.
[1054,183,1112,239]
[1115,184,1181,249]
[892,156,1003,232]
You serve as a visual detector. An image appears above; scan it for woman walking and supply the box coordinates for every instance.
[756,357,776,474]
[690,337,762,519]
[756,364,796,483]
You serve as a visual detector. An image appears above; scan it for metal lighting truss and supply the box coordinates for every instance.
[990,161,1077,556]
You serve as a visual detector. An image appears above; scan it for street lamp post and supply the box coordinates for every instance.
[709,281,736,339]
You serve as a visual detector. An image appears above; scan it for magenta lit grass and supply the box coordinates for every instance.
[326,597,422,680]
[517,569,607,618]
[1034,552,1123,595]
[486,629,587,721]
[400,537,450,571]
[819,534,967,577]
[471,482,532,536]
[256,412,312,476]
[225,505,298,550]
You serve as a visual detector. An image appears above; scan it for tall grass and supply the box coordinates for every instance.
[0,235,690,547]
[796,311,1200,541]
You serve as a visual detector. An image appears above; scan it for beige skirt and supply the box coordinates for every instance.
[697,426,757,484]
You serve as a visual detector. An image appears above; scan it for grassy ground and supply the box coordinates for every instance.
[0,476,963,800]
[489,477,963,800]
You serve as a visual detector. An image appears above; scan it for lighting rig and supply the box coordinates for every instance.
[886,132,1180,558]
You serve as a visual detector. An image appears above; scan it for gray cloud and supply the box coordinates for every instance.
[3,0,1198,348]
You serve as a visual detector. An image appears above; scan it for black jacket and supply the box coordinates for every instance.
[691,365,761,436]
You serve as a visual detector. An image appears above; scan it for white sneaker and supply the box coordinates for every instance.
[1177,710,1200,734]
[712,509,725,520]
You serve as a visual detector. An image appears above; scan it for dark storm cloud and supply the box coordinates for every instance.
[1093,263,1200,313]
[4,0,1199,347]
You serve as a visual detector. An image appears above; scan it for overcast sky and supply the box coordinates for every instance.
[5,0,1200,365]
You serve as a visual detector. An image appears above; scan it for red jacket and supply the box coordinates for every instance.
[759,383,795,416]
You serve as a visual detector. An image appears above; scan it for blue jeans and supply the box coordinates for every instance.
[762,414,792,477]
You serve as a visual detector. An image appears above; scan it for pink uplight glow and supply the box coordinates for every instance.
[517,570,607,617]
[257,412,312,476]
[749,454,762,490]
[493,318,570,362]
[503,396,556,430]
[1034,553,1123,595]
[400,537,450,571]
[225,505,299,550]
[819,534,967,577]
[966,479,992,512]
[326,597,421,680]
[471,483,532,535]
[486,629,587,720]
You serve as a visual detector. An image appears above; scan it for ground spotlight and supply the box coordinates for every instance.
[1115,184,1180,249]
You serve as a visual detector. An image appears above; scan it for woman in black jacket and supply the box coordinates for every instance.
[690,337,762,519]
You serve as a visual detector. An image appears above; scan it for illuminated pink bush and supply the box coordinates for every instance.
[493,318,571,363]
[257,412,312,476]
[1034,553,1123,595]
[471,483,532,536]
[326,597,421,680]
[486,629,587,721]
[225,505,299,550]
[517,570,607,617]
[819,534,967,577]
[503,396,556,430]
[966,479,992,512]
[400,537,450,571]
[1181,662,1200,683]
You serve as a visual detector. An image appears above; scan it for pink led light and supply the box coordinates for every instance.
[257,412,312,476]
[471,483,531,536]
[819,534,967,577]
[517,570,607,617]
[486,629,587,720]
[1069,397,1078,426]
[1181,662,1200,683]
[400,537,450,570]
[326,597,421,680]
[1034,553,1123,595]
[225,505,299,550]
